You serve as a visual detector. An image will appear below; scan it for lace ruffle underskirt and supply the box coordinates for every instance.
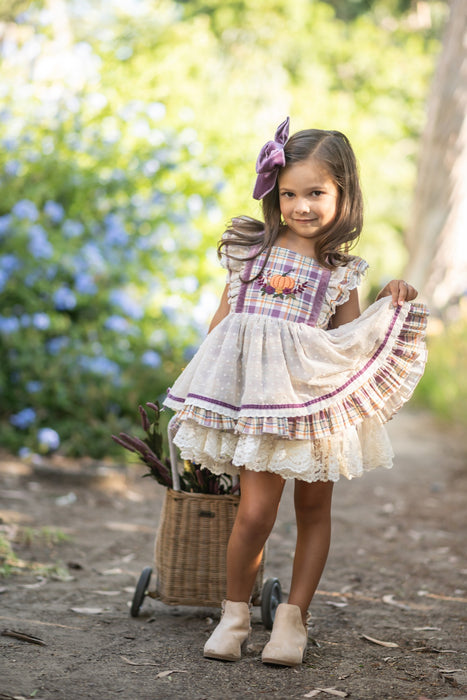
[173,416,394,483]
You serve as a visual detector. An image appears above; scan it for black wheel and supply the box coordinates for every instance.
[261,577,282,630]
[130,566,153,617]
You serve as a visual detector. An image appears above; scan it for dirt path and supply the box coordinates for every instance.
[1,410,466,700]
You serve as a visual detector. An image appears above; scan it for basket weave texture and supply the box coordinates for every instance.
[154,488,263,607]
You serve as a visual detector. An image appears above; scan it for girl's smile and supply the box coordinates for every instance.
[278,156,339,252]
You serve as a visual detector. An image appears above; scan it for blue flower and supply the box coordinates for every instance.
[26,380,43,393]
[32,312,51,330]
[44,200,65,224]
[79,355,121,377]
[18,446,32,459]
[0,214,12,236]
[10,407,36,429]
[109,289,143,319]
[82,242,106,273]
[28,224,53,259]
[53,286,77,311]
[0,254,21,273]
[46,336,69,355]
[141,350,162,368]
[104,315,132,333]
[74,272,97,295]
[37,427,60,452]
[12,199,39,221]
[104,214,129,246]
[63,219,85,238]
[5,160,21,176]
[0,316,20,334]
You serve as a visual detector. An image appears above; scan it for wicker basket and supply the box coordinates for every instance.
[153,487,264,607]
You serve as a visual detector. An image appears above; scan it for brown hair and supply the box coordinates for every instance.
[218,128,363,278]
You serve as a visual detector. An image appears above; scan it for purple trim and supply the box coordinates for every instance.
[166,392,185,404]
[168,305,403,412]
[307,267,331,326]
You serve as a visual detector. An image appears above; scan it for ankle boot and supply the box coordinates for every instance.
[261,603,308,666]
[203,600,251,661]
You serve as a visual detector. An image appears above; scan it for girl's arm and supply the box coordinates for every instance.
[329,288,361,329]
[376,279,418,307]
[208,284,231,333]
[331,279,419,330]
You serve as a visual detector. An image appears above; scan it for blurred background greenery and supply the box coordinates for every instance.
[0,0,463,459]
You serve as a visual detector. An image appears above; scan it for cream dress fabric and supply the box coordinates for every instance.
[164,243,428,482]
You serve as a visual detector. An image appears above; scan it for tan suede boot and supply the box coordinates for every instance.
[203,600,251,661]
[261,603,308,666]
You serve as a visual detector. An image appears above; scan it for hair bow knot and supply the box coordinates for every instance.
[253,117,290,200]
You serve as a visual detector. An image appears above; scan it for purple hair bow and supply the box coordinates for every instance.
[252,116,290,200]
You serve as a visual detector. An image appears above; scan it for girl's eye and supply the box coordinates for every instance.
[311,190,324,197]
[281,192,294,198]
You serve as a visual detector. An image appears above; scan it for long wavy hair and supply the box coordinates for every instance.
[218,128,364,280]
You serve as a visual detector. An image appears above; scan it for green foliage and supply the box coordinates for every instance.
[413,316,467,423]
[0,0,445,458]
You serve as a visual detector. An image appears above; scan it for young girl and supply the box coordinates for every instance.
[163,117,428,666]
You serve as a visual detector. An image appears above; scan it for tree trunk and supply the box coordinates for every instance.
[404,0,467,314]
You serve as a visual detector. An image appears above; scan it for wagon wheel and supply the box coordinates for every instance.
[261,577,282,630]
[130,566,153,617]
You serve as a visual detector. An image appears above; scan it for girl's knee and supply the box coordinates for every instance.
[235,506,277,541]
[294,480,334,522]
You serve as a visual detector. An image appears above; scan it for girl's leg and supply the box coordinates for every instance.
[204,469,285,661]
[226,468,285,602]
[288,479,334,623]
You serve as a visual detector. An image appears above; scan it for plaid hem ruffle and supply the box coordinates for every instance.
[166,301,428,443]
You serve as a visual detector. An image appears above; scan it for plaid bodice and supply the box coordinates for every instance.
[229,247,355,329]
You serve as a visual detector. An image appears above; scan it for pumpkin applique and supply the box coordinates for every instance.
[257,268,308,300]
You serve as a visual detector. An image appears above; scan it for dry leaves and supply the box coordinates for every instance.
[304,688,348,698]
[155,670,188,679]
[361,634,399,648]
[119,658,187,679]
[2,629,46,646]
[382,594,412,611]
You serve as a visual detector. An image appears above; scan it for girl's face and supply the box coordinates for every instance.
[278,156,339,248]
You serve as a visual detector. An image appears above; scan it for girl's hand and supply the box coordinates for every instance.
[376,279,418,307]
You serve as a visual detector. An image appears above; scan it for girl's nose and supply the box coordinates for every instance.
[295,198,310,213]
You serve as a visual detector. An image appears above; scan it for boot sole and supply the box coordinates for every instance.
[261,655,303,667]
[203,651,240,662]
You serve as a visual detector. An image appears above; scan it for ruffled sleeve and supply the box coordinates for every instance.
[317,256,369,328]
[219,232,253,306]
[219,232,249,275]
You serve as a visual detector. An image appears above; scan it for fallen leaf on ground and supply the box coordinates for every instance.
[413,626,441,631]
[361,634,399,648]
[101,568,123,576]
[70,607,105,615]
[19,577,47,589]
[120,656,158,667]
[91,590,121,596]
[304,688,348,698]
[155,669,188,679]
[2,629,47,646]
[382,594,412,610]
[325,601,348,608]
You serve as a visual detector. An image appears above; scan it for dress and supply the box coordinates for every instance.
[163,242,429,483]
